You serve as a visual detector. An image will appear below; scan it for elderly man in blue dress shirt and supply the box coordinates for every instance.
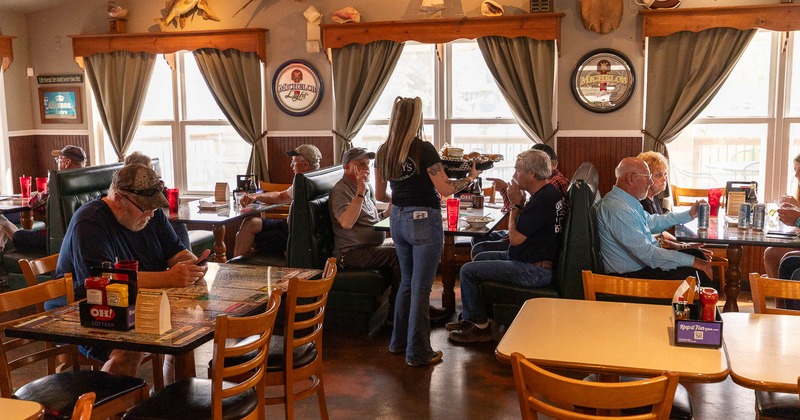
[595,157,713,283]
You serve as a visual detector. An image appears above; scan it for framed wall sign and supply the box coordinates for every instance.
[272,59,324,117]
[571,49,635,113]
[38,86,82,124]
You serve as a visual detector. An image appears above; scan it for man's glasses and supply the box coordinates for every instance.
[632,173,653,181]
[53,157,64,164]
[120,181,166,197]
[122,193,148,213]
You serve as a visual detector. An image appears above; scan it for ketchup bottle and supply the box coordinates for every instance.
[700,288,719,321]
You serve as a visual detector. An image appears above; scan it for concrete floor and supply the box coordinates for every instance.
[0,270,759,419]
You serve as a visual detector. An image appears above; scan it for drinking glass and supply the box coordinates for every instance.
[446,198,460,230]
[35,177,48,194]
[166,188,180,214]
[114,260,139,281]
[19,175,32,199]
[707,188,722,216]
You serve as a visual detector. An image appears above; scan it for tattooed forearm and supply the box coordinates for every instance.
[447,177,472,192]
[428,163,443,176]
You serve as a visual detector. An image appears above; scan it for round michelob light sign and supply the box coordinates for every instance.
[272,60,324,117]
[571,49,635,113]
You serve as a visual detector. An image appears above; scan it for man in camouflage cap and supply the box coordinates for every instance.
[55,163,209,378]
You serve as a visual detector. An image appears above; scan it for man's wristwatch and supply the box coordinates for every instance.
[512,204,523,211]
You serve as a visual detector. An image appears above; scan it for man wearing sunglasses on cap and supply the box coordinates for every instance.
[54,163,209,378]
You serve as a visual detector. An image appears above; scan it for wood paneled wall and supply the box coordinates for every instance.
[8,134,90,193]
[266,136,334,184]
[556,136,643,196]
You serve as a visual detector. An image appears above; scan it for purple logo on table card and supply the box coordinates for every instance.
[676,320,721,346]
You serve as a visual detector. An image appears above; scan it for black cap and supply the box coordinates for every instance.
[531,143,557,161]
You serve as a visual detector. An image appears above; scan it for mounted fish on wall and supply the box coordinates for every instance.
[155,0,220,31]
[234,0,305,17]
[634,0,681,9]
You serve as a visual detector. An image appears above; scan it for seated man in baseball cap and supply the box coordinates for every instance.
[52,145,88,170]
[54,163,209,378]
[233,144,322,258]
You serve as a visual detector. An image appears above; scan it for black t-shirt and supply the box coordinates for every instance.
[508,183,568,263]
[386,138,442,209]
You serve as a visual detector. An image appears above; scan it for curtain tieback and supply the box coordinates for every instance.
[641,129,666,147]
[544,127,559,144]
[255,130,268,143]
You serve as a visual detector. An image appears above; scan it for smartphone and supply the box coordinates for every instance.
[195,253,216,266]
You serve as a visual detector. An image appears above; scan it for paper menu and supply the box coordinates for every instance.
[726,191,746,217]
[135,289,172,334]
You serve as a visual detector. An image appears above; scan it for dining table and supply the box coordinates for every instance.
[0,397,45,420]
[722,312,800,393]
[495,298,729,383]
[4,262,321,381]
[674,210,800,312]
[168,198,281,262]
[0,195,34,229]
[374,203,508,314]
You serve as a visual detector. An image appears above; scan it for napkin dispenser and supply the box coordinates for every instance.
[79,266,137,331]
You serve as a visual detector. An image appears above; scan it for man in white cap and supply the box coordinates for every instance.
[234,144,322,257]
[55,163,209,377]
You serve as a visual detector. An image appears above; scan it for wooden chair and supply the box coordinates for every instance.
[670,185,729,291]
[748,273,800,419]
[70,392,95,420]
[581,270,696,419]
[0,277,148,419]
[582,271,697,304]
[18,254,165,391]
[258,181,292,219]
[122,290,282,420]
[264,257,337,419]
[511,352,679,419]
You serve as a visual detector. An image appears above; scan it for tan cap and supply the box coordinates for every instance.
[285,144,322,164]
[112,163,168,210]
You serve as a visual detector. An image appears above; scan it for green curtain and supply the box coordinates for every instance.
[477,36,556,145]
[644,27,756,153]
[84,51,155,161]
[332,40,404,162]
[193,49,268,182]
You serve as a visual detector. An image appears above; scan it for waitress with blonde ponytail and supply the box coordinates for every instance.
[375,97,480,367]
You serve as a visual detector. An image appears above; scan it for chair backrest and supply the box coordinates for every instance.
[283,258,337,354]
[210,290,281,419]
[47,162,124,254]
[671,185,725,207]
[0,277,79,397]
[555,162,601,299]
[748,273,800,315]
[582,270,696,304]
[511,352,678,420]
[71,392,96,420]
[286,165,344,269]
[259,181,292,193]
[18,253,59,291]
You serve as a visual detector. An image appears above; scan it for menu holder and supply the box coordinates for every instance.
[214,182,230,203]
[673,306,723,348]
[78,267,137,331]
[135,289,172,335]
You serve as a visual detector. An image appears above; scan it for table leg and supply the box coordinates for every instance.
[173,351,197,380]
[723,244,742,312]
[20,209,33,229]
[212,225,227,262]
[441,235,456,314]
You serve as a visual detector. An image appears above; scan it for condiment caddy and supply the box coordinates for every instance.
[673,287,723,348]
[78,265,137,331]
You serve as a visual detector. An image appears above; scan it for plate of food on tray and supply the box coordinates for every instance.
[439,145,503,178]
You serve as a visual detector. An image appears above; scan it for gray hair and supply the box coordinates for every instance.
[516,149,552,180]
[124,151,152,167]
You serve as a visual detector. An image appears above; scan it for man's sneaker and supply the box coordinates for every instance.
[445,319,471,332]
[429,305,451,322]
[448,323,493,343]
[407,350,443,367]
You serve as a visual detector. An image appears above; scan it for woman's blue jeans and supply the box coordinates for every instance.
[388,206,443,365]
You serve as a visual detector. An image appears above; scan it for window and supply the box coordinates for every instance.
[668,31,800,201]
[99,52,252,194]
[353,41,531,183]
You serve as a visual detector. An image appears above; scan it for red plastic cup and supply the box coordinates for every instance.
[166,188,180,214]
[446,198,460,231]
[35,177,48,194]
[114,260,139,281]
[19,175,31,199]
[707,188,722,216]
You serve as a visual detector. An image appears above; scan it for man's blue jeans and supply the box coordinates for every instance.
[388,206,443,365]
[459,251,552,324]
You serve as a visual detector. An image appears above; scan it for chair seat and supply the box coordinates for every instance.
[14,370,146,420]
[755,390,800,419]
[122,378,257,420]
[213,335,317,373]
[584,374,692,420]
